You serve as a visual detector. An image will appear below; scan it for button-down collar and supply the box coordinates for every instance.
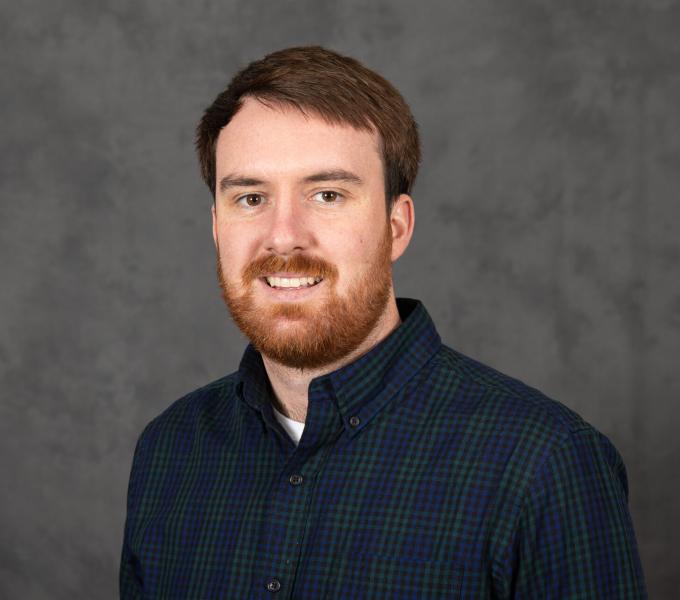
[236,298,441,438]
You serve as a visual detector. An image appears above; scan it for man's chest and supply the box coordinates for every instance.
[128,410,509,599]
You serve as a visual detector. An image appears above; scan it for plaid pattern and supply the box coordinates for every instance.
[120,298,646,599]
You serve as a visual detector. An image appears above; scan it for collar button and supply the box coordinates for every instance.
[349,415,361,427]
[289,474,304,486]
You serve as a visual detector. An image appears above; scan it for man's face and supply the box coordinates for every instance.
[212,97,405,369]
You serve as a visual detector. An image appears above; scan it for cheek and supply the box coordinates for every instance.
[215,229,250,277]
[334,233,380,277]
[226,220,266,253]
[329,229,366,261]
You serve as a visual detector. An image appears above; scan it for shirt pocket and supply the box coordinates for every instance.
[327,552,463,599]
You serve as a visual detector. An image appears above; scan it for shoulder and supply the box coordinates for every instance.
[434,344,586,428]
[123,372,240,519]
[431,344,627,487]
[135,372,240,451]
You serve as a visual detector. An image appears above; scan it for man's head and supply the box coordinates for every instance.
[197,47,420,369]
[196,46,420,211]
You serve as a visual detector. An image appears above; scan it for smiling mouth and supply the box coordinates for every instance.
[264,276,323,289]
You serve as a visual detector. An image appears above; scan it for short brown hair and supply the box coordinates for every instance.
[195,46,420,208]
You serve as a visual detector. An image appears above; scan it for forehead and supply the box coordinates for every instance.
[215,97,382,181]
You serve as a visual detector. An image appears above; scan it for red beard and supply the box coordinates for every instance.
[217,226,393,370]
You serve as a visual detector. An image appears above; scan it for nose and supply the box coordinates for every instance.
[264,195,313,256]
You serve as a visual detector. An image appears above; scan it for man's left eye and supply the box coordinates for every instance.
[314,191,341,203]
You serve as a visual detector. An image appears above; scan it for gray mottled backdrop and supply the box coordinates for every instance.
[1,0,678,598]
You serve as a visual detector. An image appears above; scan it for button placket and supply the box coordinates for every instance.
[257,384,342,599]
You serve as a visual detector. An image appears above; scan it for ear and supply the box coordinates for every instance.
[389,194,415,262]
[211,201,218,250]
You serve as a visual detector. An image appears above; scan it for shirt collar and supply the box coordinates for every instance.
[236,298,441,434]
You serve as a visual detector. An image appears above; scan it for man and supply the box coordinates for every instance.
[120,46,646,599]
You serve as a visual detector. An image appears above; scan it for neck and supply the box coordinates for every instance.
[262,294,402,422]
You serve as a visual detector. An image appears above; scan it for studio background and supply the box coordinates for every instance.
[2,1,678,598]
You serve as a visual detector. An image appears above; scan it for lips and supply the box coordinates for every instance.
[243,255,338,288]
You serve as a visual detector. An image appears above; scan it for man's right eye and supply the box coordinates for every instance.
[237,194,264,207]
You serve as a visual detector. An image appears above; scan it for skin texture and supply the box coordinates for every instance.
[212,97,414,421]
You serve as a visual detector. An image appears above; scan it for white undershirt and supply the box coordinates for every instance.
[272,404,305,445]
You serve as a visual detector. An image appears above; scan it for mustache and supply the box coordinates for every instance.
[242,254,338,283]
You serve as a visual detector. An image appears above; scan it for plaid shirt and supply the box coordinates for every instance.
[120,298,646,599]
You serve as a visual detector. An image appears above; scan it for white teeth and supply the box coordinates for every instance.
[265,276,322,288]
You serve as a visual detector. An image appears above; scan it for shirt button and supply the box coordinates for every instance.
[349,415,361,427]
[266,579,281,592]
[289,474,304,486]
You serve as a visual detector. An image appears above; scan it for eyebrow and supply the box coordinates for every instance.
[218,169,363,194]
[302,169,363,185]
[218,176,265,193]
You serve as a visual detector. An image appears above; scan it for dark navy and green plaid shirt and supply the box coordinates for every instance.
[120,299,646,599]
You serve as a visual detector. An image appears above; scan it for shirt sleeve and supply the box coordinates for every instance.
[119,538,143,599]
[119,431,147,600]
[512,428,647,599]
